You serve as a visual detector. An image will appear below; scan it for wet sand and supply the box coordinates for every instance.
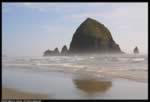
[2,88,49,99]
[2,69,148,99]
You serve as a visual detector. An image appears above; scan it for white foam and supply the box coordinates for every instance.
[132,58,145,62]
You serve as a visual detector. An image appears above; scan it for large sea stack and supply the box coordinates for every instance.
[69,18,121,54]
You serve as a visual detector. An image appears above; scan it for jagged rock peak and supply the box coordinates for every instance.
[43,49,53,56]
[54,47,59,53]
[43,48,60,56]
[61,45,68,54]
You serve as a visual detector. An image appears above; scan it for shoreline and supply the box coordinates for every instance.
[2,68,148,99]
[2,88,49,99]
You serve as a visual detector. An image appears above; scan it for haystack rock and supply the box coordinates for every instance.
[133,46,139,54]
[69,18,122,54]
[61,45,68,55]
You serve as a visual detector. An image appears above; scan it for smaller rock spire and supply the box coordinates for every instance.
[133,46,139,54]
[61,45,68,55]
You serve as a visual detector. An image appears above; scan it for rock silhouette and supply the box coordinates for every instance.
[43,17,122,56]
[43,49,53,56]
[61,45,68,55]
[69,18,121,54]
[54,48,59,54]
[43,48,59,56]
[133,46,139,54]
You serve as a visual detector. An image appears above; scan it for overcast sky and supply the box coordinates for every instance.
[2,3,148,56]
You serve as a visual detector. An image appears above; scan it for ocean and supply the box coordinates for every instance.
[2,54,148,99]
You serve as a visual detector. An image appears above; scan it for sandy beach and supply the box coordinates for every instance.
[2,88,49,99]
[2,55,148,99]
[2,70,148,99]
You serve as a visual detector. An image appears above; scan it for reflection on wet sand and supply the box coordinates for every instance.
[73,78,112,94]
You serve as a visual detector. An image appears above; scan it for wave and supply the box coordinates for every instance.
[3,55,147,65]
[3,63,147,83]
[132,58,145,62]
[2,54,147,83]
